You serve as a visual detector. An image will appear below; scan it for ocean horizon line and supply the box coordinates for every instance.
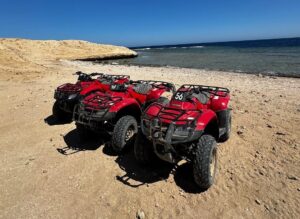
[130,36,300,49]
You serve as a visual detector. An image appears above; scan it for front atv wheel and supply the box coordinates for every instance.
[52,101,72,122]
[112,116,138,153]
[193,134,218,190]
[134,131,156,165]
[219,110,232,142]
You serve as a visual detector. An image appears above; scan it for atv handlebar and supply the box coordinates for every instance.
[74,71,104,77]
[89,72,105,77]
[102,74,130,80]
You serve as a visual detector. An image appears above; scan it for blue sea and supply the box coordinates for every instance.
[103,38,300,77]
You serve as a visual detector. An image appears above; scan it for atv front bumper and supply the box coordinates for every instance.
[73,105,116,130]
[141,118,203,145]
[141,117,203,163]
[54,91,79,113]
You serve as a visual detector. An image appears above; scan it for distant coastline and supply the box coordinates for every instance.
[130,37,300,49]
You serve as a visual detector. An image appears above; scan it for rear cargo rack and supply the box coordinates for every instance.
[180,84,230,97]
[57,83,82,93]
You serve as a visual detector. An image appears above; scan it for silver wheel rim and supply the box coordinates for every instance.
[210,148,217,179]
[125,126,134,142]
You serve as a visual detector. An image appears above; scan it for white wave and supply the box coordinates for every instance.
[135,47,151,51]
[190,46,204,48]
[170,45,204,49]
[135,45,204,51]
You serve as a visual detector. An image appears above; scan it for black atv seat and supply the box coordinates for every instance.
[191,92,210,104]
[99,78,112,85]
[133,83,153,94]
[110,84,127,92]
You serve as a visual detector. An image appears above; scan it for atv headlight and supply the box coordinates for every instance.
[187,117,195,121]
[68,93,78,100]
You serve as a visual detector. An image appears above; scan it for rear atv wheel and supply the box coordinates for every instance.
[112,115,138,153]
[219,110,232,142]
[134,131,156,165]
[193,134,218,190]
[52,101,72,122]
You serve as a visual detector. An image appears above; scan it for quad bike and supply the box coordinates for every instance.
[53,71,130,122]
[73,80,176,152]
[134,84,231,190]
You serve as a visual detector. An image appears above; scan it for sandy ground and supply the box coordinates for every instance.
[0,57,299,218]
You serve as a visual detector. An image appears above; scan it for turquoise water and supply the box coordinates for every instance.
[100,38,300,77]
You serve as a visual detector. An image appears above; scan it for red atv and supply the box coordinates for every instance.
[134,84,231,190]
[53,71,130,121]
[73,80,175,152]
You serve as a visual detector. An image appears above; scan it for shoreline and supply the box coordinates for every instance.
[88,60,300,79]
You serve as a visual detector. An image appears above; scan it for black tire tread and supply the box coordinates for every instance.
[112,115,138,153]
[193,134,217,190]
[219,110,231,142]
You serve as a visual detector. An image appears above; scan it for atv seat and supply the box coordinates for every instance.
[110,84,127,92]
[133,83,153,95]
[191,92,210,104]
[99,78,112,85]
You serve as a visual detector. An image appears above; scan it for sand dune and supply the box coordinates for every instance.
[0,39,299,218]
[0,38,136,78]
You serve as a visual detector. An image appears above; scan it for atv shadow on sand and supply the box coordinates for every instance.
[44,115,73,126]
[114,150,174,188]
[174,162,208,193]
[115,151,206,193]
[102,142,124,156]
[56,128,110,155]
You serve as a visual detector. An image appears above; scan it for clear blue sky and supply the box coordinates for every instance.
[0,0,300,47]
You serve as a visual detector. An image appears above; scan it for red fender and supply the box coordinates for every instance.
[80,81,104,96]
[210,94,230,111]
[109,98,141,113]
[147,89,165,101]
[144,103,163,117]
[195,110,218,130]
[127,87,148,104]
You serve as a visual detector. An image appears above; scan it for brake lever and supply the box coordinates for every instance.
[90,72,103,77]
[74,71,83,75]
